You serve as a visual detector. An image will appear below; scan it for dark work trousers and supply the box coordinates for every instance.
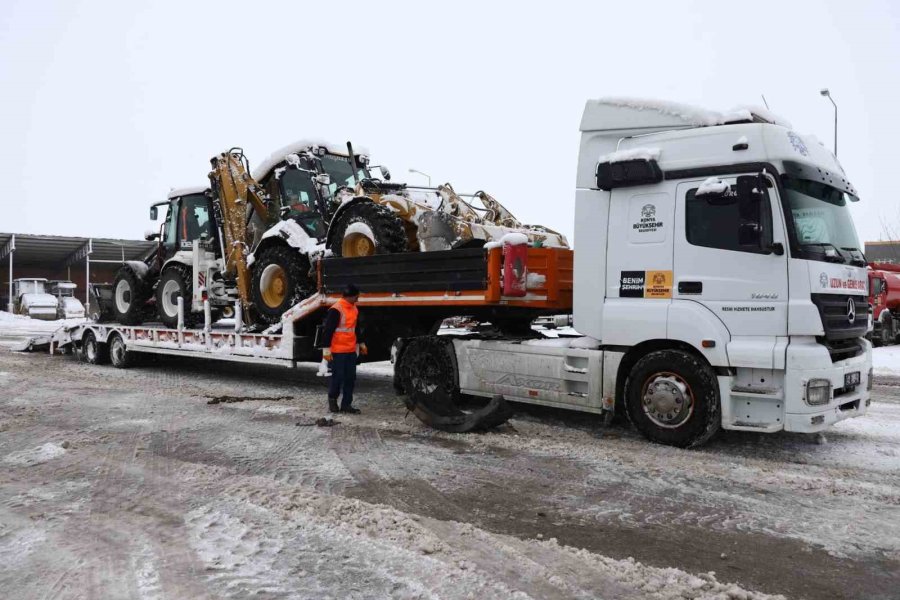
[328,352,357,410]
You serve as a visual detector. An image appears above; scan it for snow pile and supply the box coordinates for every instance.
[344,222,375,242]
[569,336,601,349]
[696,177,730,196]
[593,97,751,127]
[3,442,67,466]
[730,104,793,128]
[525,272,546,289]
[167,185,207,199]
[484,232,530,250]
[873,345,900,376]
[0,311,84,343]
[521,335,600,349]
[258,219,327,257]
[251,139,371,180]
[598,147,661,164]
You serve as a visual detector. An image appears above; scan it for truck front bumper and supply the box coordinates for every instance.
[783,339,872,433]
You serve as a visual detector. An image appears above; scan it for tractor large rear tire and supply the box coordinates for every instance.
[250,245,316,325]
[156,265,200,329]
[329,201,408,258]
[112,267,150,326]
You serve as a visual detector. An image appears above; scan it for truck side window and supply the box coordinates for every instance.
[685,177,773,253]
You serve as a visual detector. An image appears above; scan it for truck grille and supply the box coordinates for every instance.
[817,338,863,363]
[810,294,868,342]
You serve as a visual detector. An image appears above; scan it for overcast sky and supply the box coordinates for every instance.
[1,0,898,246]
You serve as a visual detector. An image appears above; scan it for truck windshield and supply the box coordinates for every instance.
[782,177,864,266]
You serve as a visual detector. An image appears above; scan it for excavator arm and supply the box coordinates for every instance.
[207,149,273,322]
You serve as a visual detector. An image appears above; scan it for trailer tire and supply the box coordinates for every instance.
[108,333,133,369]
[624,349,720,448]
[81,330,109,366]
[329,201,408,257]
[156,265,200,329]
[250,245,315,325]
[112,267,149,326]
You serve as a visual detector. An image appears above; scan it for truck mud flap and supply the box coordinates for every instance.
[396,335,513,433]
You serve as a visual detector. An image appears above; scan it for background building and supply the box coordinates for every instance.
[1,233,155,312]
[865,240,900,263]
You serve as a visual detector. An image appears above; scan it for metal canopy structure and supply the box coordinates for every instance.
[0,232,156,312]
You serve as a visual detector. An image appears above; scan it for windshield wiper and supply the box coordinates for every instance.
[841,247,868,266]
[801,242,847,263]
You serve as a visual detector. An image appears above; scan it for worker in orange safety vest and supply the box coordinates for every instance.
[322,284,367,413]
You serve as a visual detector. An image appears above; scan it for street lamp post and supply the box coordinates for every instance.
[408,169,432,187]
[820,88,837,156]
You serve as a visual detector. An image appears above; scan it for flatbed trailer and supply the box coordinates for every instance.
[53,246,573,369]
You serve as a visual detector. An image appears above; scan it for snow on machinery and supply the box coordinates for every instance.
[109,141,568,329]
[12,278,58,320]
[48,281,85,319]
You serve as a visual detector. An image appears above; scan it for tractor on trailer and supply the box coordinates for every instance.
[57,98,873,447]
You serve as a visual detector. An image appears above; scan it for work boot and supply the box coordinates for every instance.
[340,406,361,414]
[328,397,339,413]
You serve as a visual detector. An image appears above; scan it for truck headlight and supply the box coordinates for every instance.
[868,367,874,391]
[806,378,832,406]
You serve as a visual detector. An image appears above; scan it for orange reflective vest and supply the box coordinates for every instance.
[330,298,358,353]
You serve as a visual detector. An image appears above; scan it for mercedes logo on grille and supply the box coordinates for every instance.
[847,298,856,325]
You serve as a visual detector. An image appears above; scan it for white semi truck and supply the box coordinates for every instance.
[55,98,872,448]
[394,98,873,447]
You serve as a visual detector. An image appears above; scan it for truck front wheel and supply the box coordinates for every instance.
[624,349,720,448]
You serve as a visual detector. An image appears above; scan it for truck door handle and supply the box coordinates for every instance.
[678,281,703,295]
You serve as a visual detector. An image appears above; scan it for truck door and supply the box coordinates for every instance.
[673,173,789,347]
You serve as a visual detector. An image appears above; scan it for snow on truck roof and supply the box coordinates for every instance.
[581,97,792,133]
[167,185,207,199]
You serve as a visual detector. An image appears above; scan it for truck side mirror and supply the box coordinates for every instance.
[150,206,158,220]
[144,230,160,241]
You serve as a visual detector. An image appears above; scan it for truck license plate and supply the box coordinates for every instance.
[845,372,860,387]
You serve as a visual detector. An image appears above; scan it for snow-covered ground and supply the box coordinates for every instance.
[1,316,899,597]
[873,344,900,376]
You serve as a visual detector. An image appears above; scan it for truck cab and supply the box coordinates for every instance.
[572,99,871,441]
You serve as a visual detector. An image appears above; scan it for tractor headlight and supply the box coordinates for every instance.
[805,378,832,406]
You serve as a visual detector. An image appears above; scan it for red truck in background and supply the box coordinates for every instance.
[869,262,900,346]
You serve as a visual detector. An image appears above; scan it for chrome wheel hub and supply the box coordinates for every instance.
[642,374,693,428]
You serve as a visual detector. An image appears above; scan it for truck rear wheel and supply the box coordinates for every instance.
[81,330,109,365]
[396,336,513,432]
[108,333,133,369]
[250,245,315,325]
[112,267,149,325]
[624,349,720,448]
[156,265,199,329]
[329,201,408,257]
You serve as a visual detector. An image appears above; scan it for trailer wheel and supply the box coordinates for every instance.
[112,267,149,326]
[329,201,408,257]
[156,265,199,329]
[250,245,315,325]
[624,349,720,448]
[108,333,133,369]
[81,330,109,366]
